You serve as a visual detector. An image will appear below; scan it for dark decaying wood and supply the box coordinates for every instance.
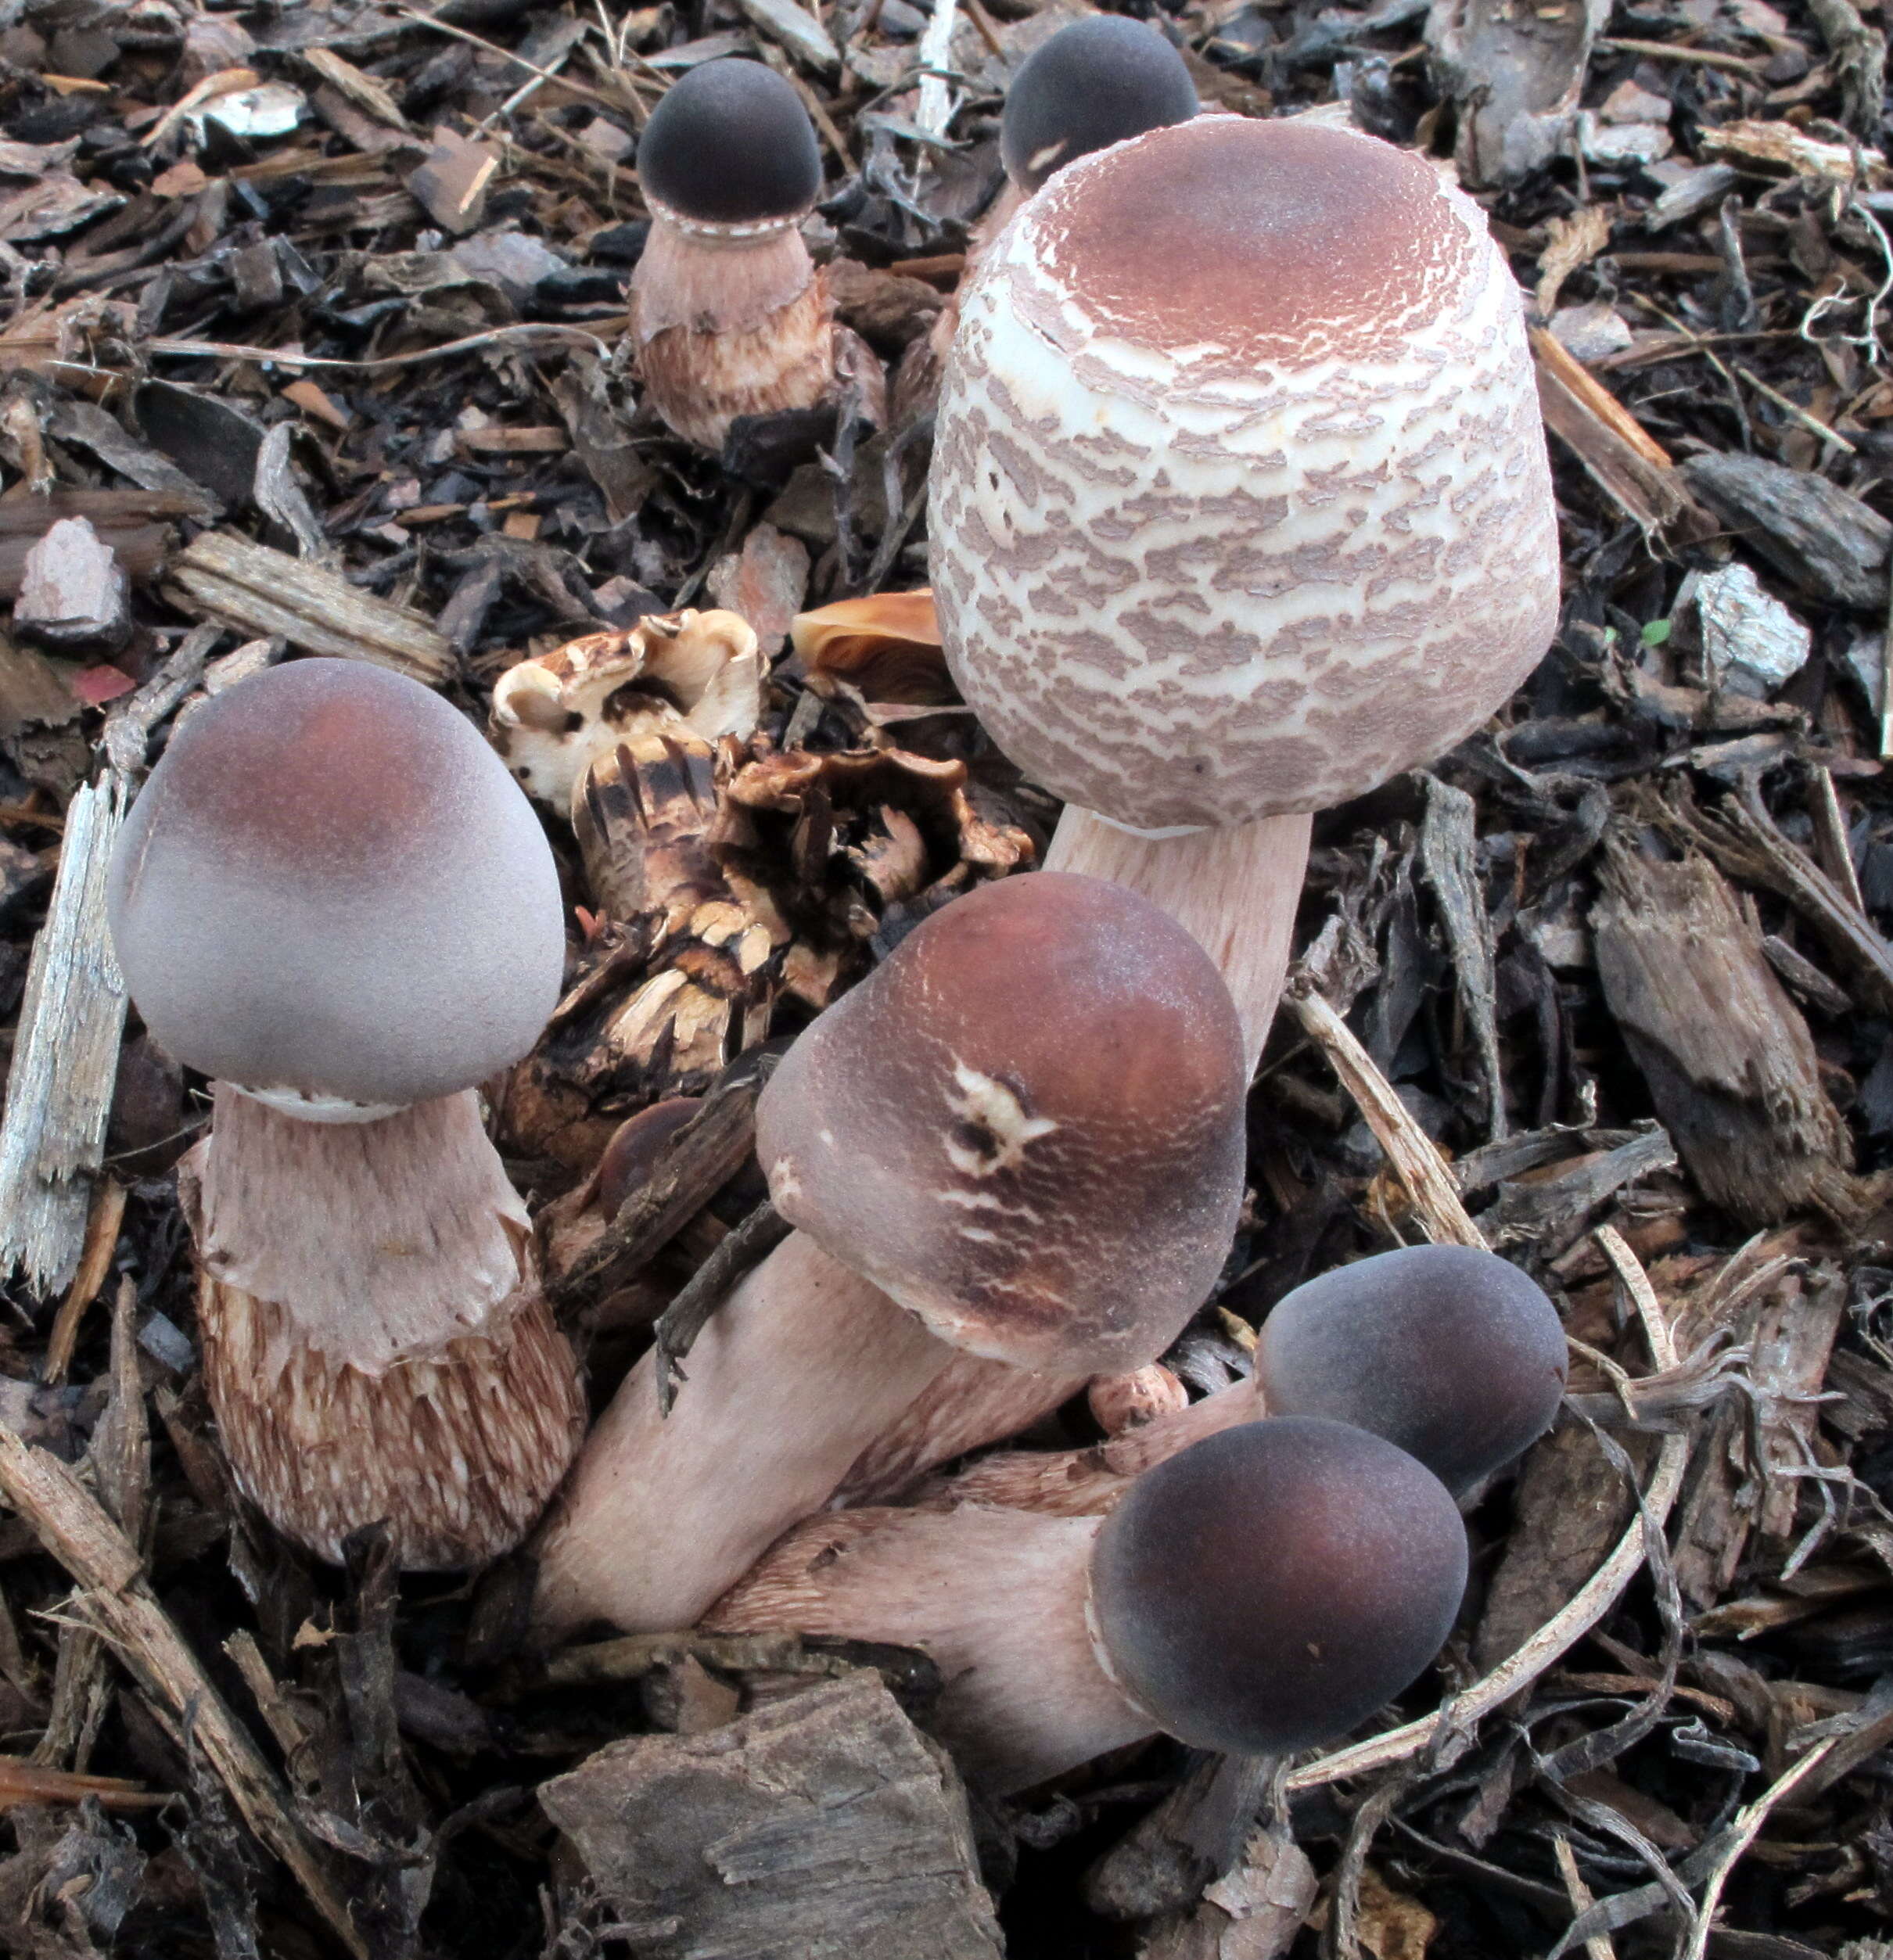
[1593,841,1860,1223]
[540,1672,1005,1959]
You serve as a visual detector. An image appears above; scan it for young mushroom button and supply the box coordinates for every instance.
[107,658,582,1570]
[530,871,1248,1640]
[709,1416,1469,1791]
[630,59,860,451]
[929,117,1561,1068]
[1252,1244,1568,1495]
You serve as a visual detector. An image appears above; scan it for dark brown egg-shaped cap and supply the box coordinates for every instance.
[1000,16,1198,195]
[597,1097,702,1216]
[1032,113,1482,372]
[1253,1246,1567,1494]
[1090,1418,1467,1755]
[637,59,822,226]
[754,872,1247,1375]
[108,658,566,1112]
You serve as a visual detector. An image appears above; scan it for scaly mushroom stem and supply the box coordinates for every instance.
[708,1504,1140,1794]
[533,1232,953,1639]
[1044,808,1313,1073]
[184,1086,585,1567]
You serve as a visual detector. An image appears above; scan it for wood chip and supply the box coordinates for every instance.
[407,127,500,235]
[164,530,452,684]
[540,1672,1004,1958]
[14,517,129,655]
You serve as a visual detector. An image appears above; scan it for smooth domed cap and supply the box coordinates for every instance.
[1089,1418,1467,1755]
[598,1097,702,1215]
[108,659,566,1112]
[637,59,823,225]
[1254,1246,1567,1493]
[1001,16,1198,195]
[755,872,1247,1375]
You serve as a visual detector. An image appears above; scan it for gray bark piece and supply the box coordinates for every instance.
[734,0,838,70]
[1420,775,1507,1143]
[164,530,452,684]
[1680,452,1891,611]
[1426,0,1610,186]
[1593,844,1856,1225]
[0,772,130,1297]
[15,517,130,655]
[541,1672,1004,1960]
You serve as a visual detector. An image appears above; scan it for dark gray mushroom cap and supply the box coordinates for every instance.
[637,59,823,225]
[1253,1245,1568,1494]
[1088,1418,1467,1756]
[107,658,566,1113]
[1000,16,1198,194]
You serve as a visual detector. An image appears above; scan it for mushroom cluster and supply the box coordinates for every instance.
[107,658,584,1568]
[531,869,1249,1638]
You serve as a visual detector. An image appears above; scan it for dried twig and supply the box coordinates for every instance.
[652,1200,792,1414]
[0,1430,367,1958]
[1281,971,1486,1250]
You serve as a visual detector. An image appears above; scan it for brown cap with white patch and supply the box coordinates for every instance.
[930,115,1560,832]
[753,871,1246,1373]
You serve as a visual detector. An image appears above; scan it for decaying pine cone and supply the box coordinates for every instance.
[492,607,1032,1168]
[714,745,1035,1010]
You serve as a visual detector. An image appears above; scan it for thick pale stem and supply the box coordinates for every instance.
[911,1372,1263,1517]
[708,1504,1148,1793]
[532,1231,953,1639]
[1044,808,1313,1075]
[835,1351,1087,1503]
[183,1087,584,1568]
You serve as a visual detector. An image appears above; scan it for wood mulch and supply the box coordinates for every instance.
[4,0,1893,1952]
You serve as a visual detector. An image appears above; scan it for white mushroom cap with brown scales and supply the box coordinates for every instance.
[929,114,1561,1065]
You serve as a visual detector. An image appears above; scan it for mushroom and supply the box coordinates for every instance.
[709,1416,1468,1793]
[630,59,878,451]
[530,870,1246,1638]
[929,115,1561,1068]
[1001,16,1198,202]
[901,1245,1565,1512]
[1254,1244,1567,1493]
[107,658,584,1568]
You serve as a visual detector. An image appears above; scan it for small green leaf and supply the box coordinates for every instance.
[1641,618,1672,648]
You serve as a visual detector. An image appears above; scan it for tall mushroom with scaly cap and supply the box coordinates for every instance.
[530,871,1246,1639]
[930,116,1561,1068]
[108,659,584,1569]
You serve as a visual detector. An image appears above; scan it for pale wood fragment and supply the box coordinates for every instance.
[0,773,130,1298]
[163,530,452,684]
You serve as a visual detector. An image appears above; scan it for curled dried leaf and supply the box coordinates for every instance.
[791,589,953,707]
[491,609,763,814]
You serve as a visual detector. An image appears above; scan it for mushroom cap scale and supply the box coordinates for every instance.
[1000,16,1199,196]
[1252,1244,1568,1493]
[1087,1416,1467,1755]
[754,871,1247,1376]
[929,115,1561,832]
[108,658,565,1113]
[636,59,824,229]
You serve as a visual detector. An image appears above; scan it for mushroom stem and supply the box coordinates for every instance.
[834,1351,1088,1504]
[910,1371,1263,1516]
[707,1504,1143,1793]
[184,1086,585,1567]
[1043,808,1313,1073]
[533,1231,954,1639]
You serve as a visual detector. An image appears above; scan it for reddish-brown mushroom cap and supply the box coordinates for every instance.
[1253,1245,1568,1494]
[107,657,565,1114]
[1000,16,1198,195]
[1088,1417,1467,1756]
[755,871,1247,1375]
